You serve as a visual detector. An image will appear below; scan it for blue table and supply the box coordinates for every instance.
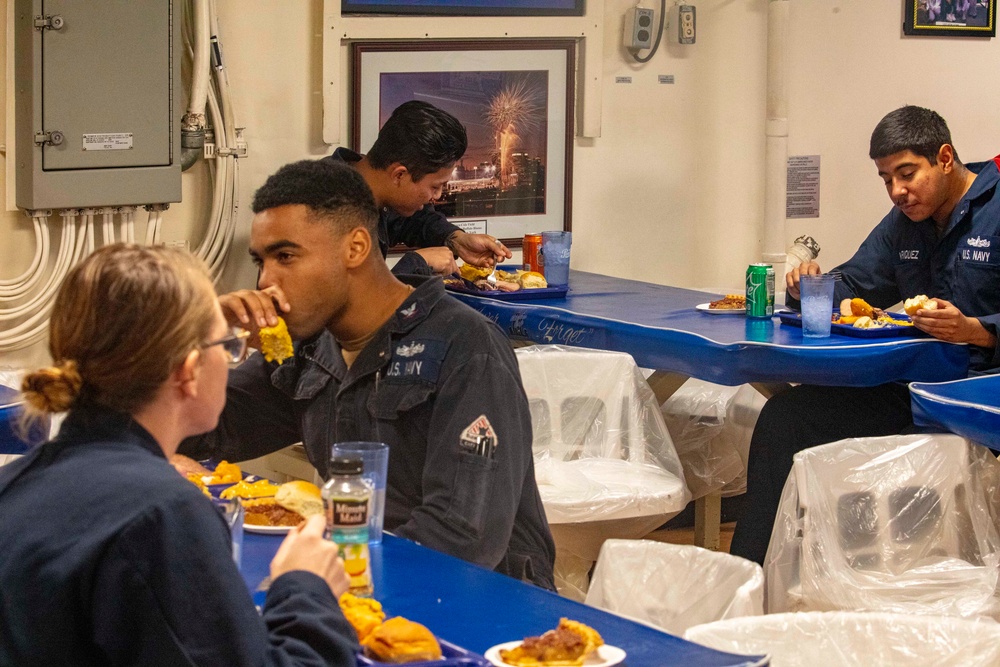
[448,271,969,387]
[910,375,1000,452]
[241,533,765,667]
[0,385,48,455]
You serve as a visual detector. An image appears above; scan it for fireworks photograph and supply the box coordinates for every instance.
[352,40,574,243]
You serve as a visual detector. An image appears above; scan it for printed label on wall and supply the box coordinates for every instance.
[787,155,820,218]
[453,219,487,235]
[82,133,133,151]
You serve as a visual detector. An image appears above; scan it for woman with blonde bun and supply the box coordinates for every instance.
[0,244,357,667]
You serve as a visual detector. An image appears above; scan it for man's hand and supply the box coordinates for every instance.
[270,515,351,598]
[786,261,823,300]
[911,298,998,348]
[448,231,513,268]
[413,247,459,275]
[218,287,290,348]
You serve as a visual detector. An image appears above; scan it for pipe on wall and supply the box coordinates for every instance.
[762,0,789,265]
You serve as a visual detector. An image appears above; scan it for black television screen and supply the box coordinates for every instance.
[342,0,584,16]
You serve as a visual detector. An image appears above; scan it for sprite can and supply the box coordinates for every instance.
[746,263,774,319]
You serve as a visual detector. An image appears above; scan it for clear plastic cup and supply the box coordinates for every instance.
[540,231,572,286]
[330,441,389,544]
[800,274,836,338]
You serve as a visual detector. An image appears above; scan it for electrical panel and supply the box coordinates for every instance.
[14,0,181,210]
[623,7,655,50]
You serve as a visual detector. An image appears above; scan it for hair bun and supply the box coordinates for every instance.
[21,360,83,413]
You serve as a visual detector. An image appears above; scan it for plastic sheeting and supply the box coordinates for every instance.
[515,345,690,600]
[684,611,1000,667]
[661,379,766,499]
[585,539,763,635]
[766,434,1000,619]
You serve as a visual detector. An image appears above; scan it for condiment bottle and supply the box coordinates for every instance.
[786,235,820,269]
[322,457,373,596]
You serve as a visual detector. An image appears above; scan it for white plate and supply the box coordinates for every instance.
[484,641,626,667]
[696,302,745,315]
[243,523,293,535]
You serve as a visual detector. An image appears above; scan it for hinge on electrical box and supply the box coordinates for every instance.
[33,14,65,30]
[34,131,64,147]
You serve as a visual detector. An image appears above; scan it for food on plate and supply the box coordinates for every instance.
[219,478,280,499]
[243,480,322,527]
[708,294,746,310]
[274,480,323,517]
[519,271,548,289]
[475,279,520,292]
[904,294,938,316]
[339,593,385,642]
[849,297,875,319]
[837,315,860,325]
[203,460,242,485]
[853,316,876,329]
[259,317,294,365]
[185,473,211,497]
[459,263,494,281]
[498,618,603,667]
[362,617,443,664]
[830,297,914,328]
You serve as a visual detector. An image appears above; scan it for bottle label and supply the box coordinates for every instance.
[331,498,368,527]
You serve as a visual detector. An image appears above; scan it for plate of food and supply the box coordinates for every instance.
[242,480,323,533]
[696,294,746,314]
[342,594,490,666]
[484,619,622,667]
[444,264,568,301]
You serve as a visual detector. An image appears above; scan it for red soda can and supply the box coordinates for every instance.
[523,234,543,273]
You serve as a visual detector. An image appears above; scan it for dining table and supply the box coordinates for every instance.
[447,269,970,548]
[240,531,767,667]
[909,374,1000,452]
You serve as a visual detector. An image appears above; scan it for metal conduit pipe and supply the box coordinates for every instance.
[762,0,789,265]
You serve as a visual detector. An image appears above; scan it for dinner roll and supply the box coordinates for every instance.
[904,294,938,317]
[274,480,323,517]
[362,617,443,663]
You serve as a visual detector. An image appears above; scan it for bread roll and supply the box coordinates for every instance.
[519,271,548,289]
[362,617,442,663]
[275,480,323,517]
[904,295,938,317]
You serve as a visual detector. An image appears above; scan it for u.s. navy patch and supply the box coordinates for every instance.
[460,414,498,459]
[384,338,447,385]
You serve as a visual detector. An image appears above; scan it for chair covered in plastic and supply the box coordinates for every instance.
[515,345,690,599]
[765,433,1000,619]
[685,611,1000,667]
[585,539,763,635]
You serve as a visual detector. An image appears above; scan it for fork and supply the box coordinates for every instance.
[485,264,498,286]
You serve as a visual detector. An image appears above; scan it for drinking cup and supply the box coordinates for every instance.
[799,274,836,338]
[211,496,244,570]
[540,231,572,287]
[330,441,389,544]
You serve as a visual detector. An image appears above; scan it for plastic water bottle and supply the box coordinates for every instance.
[322,457,373,596]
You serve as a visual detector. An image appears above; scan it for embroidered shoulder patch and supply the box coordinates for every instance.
[460,414,498,459]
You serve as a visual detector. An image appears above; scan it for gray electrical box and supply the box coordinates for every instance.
[14,0,181,210]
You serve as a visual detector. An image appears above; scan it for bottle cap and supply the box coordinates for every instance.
[794,235,821,258]
[329,456,363,476]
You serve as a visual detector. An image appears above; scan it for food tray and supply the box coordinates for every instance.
[198,459,262,497]
[444,264,568,301]
[776,309,926,339]
[357,638,491,667]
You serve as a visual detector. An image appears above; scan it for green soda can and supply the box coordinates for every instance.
[746,263,775,319]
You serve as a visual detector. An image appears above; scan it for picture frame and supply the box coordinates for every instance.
[903,0,996,37]
[351,39,575,249]
[342,0,584,16]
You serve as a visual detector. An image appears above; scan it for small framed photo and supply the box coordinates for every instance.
[351,39,575,247]
[904,0,996,37]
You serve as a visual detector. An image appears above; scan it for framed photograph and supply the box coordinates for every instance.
[351,39,575,248]
[904,0,996,37]
[343,0,584,16]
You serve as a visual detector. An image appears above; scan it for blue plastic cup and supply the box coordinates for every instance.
[541,231,572,286]
[330,441,389,544]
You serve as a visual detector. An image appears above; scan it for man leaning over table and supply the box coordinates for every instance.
[323,100,511,277]
[177,159,556,590]
[730,105,1000,566]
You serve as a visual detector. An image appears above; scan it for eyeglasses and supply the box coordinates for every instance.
[202,327,250,363]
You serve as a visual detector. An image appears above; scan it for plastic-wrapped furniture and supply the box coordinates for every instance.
[766,434,1000,619]
[585,539,763,635]
[684,611,1000,667]
[515,345,690,599]
[660,378,765,499]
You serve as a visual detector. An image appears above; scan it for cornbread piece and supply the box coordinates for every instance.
[259,317,294,364]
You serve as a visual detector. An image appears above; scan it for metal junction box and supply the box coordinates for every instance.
[14,0,181,210]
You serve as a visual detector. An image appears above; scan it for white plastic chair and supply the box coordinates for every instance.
[685,611,1000,667]
[585,539,763,635]
[515,345,690,599]
[766,434,1000,619]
